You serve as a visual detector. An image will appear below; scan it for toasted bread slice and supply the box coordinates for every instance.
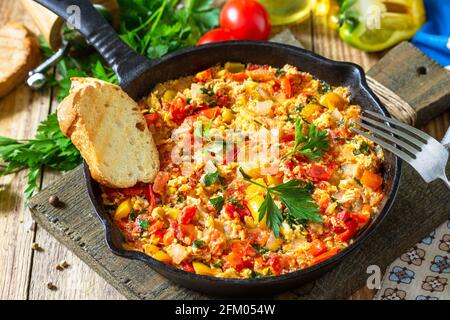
[0,22,40,98]
[57,78,160,188]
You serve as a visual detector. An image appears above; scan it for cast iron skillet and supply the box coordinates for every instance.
[36,0,401,296]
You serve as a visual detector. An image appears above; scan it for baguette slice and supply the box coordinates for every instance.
[57,77,160,188]
[0,22,40,98]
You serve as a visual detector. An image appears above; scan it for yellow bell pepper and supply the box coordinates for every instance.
[301,103,322,122]
[114,199,132,220]
[319,92,347,110]
[163,89,177,102]
[153,250,172,264]
[245,178,267,227]
[222,108,235,124]
[164,207,180,220]
[192,261,219,276]
[265,175,283,186]
[143,244,160,255]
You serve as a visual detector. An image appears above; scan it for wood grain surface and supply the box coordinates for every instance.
[0,1,449,300]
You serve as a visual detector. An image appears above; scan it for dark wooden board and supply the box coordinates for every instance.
[368,42,450,126]
[28,163,450,300]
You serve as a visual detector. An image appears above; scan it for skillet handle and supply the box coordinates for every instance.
[33,0,152,97]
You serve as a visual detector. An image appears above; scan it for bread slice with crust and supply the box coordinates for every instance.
[57,77,160,188]
[0,22,41,98]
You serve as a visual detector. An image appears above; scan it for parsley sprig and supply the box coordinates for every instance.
[0,114,82,198]
[239,168,323,237]
[282,119,330,161]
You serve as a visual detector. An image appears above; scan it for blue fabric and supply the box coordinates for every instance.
[412,0,450,67]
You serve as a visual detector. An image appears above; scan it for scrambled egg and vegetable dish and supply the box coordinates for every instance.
[102,63,384,278]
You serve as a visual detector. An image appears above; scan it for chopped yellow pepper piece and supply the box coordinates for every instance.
[192,261,219,276]
[114,199,132,220]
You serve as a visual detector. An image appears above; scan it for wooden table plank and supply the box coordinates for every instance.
[0,0,54,299]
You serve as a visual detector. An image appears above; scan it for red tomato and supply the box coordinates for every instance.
[177,224,196,245]
[181,261,195,273]
[307,239,327,257]
[220,0,271,40]
[170,96,193,124]
[153,171,169,196]
[148,220,164,235]
[308,164,332,181]
[163,228,175,246]
[144,113,159,126]
[311,248,340,265]
[194,68,213,83]
[224,202,250,220]
[145,184,156,214]
[197,28,236,45]
[281,76,292,98]
[196,107,220,119]
[179,207,197,225]
[338,218,359,242]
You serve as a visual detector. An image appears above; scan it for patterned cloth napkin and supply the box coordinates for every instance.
[374,221,450,300]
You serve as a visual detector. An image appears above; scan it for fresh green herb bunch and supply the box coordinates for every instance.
[0,114,82,198]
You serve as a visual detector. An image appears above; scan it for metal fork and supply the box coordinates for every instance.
[351,110,450,189]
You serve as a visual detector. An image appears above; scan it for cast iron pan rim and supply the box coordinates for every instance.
[84,41,402,285]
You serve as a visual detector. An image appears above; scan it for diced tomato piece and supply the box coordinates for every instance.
[336,211,351,222]
[196,107,220,119]
[247,68,275,82]
[153,228,166,243]
[308,164,332,181]
[110,185,146,197]
[246,229,269,246]
[170,96,193,124]
[264,254,289,275]
[307,239,327,257]
[353,213,370,224]
[195,68,212,83]
[163,228,175,246]
[224,202,250,220]
[360,170,383,190]
[148,220,164,235]
[230,71,248,82]
[224,252,245,271]
[181,261,195,273]
[338,218,359,241]
[144,113,159,126]
[224,203,238,219]
[145,185,156,214]
[230,241,258,257]
[280,131,295,143]
[281,76,292,98]
[179,207,197,225]
[153,171,169,196]
[311,248,340,265]
[177,224,196,245]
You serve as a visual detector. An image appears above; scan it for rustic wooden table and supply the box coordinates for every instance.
[1,1,449,300]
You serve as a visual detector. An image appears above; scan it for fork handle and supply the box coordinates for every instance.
[439,175,450,189]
